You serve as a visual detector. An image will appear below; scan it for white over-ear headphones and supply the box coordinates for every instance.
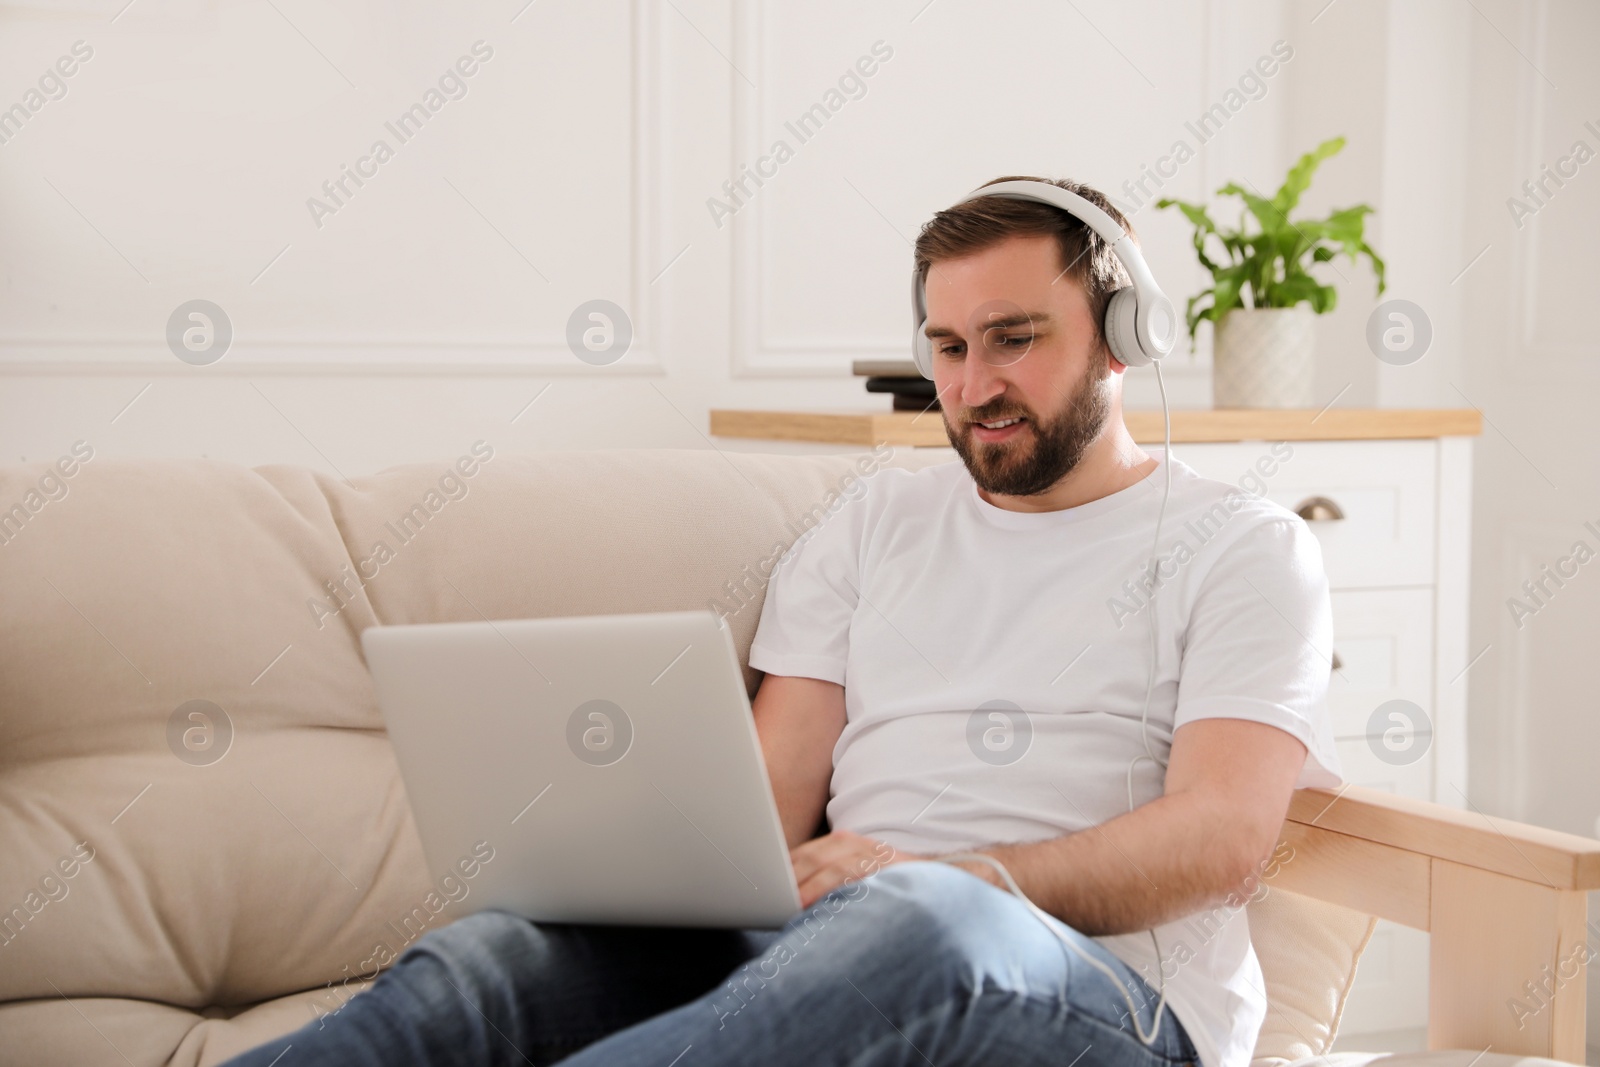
[911,179,1178,378]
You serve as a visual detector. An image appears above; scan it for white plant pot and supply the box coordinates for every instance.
[1212,306,1316,409]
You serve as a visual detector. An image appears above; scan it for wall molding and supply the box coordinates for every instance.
[726,0,896,376]
[1491,517,1584,823]
[1510,0,1595,374]
[0,0,663,375]
[726,0,1220,394]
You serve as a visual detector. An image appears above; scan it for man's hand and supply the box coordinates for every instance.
[790,830,908,909]
[789,830,1005,909]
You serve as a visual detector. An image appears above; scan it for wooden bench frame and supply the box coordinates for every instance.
[1269,784,1600,1063]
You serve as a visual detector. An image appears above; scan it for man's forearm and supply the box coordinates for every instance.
[953,790,1273,936]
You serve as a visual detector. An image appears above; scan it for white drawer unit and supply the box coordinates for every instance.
[1328,590,1436,800]
[1171,439,1438,589]
[1326,588,1435,747]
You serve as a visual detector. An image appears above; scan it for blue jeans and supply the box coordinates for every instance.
[222,862,1197,1067]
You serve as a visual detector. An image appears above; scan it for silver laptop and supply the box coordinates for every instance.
[361,609,803,928]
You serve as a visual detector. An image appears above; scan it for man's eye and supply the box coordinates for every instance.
[994,334,1033,347]
[938,344,964,357]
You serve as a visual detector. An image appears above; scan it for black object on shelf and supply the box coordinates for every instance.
[864,376,939,411]
[864,377,935,397]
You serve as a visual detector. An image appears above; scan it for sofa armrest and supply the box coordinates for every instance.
[1267,784,1600,1064]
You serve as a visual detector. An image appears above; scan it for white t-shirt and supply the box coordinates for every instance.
[747,448,1341,1067]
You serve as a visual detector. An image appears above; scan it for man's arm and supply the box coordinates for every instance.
[786,717,1307,920]
[751,673,846,850]
[950,717,1307,935]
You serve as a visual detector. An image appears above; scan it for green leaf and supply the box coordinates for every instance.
[1217,182,1293,244]
[1273,136,1345,216]
[1271,274,1337,312]
[1317,205,1385,295]
[1321,204,1372,240]
[1155,196,1216,235]
[1364,241,1387,295]
[1210,263,1251,319]
[1180,290,1211,351]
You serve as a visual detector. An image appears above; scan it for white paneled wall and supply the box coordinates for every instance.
[0,0,1319,473]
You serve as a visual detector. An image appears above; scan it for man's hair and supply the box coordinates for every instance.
[912,175,1136,354]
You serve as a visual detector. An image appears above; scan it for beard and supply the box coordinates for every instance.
[944,352,1114,498]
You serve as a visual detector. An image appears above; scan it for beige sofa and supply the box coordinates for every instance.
[1,445,1594,1066]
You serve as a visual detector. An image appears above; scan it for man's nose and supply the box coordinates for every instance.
[957,351,1007,411]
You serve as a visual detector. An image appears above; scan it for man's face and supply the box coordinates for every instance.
[923,233,1119,498]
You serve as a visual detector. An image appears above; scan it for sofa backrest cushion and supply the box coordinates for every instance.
[1247,885,1377,1064]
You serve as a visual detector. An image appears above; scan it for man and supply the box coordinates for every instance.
[223,177,1340,1067]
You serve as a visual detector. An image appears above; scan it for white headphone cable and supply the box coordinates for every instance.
[938,357,1175,1047]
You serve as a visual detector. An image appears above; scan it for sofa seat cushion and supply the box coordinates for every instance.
[1279,1053,1571,1067]
[0,981,372,1067]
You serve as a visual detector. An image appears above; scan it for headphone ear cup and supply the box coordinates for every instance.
[911,270,935,379]
[1103,287,1149,368]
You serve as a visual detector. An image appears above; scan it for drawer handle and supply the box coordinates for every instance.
[1295,495,1345,522]
[1331,650,1343,672]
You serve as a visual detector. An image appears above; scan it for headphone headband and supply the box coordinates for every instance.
[911,179,1176,377]
[959,181,1127,247]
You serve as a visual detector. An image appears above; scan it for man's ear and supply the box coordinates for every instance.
[1103,341,1128,375]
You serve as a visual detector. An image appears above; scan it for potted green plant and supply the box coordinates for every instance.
[1156,136,1386,408]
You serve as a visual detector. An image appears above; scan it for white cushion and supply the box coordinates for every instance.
[1247,885,1376,1064]
[1290,1053,1570,1067]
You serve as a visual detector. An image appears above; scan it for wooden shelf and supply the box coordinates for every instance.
[709,407,1482,447]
